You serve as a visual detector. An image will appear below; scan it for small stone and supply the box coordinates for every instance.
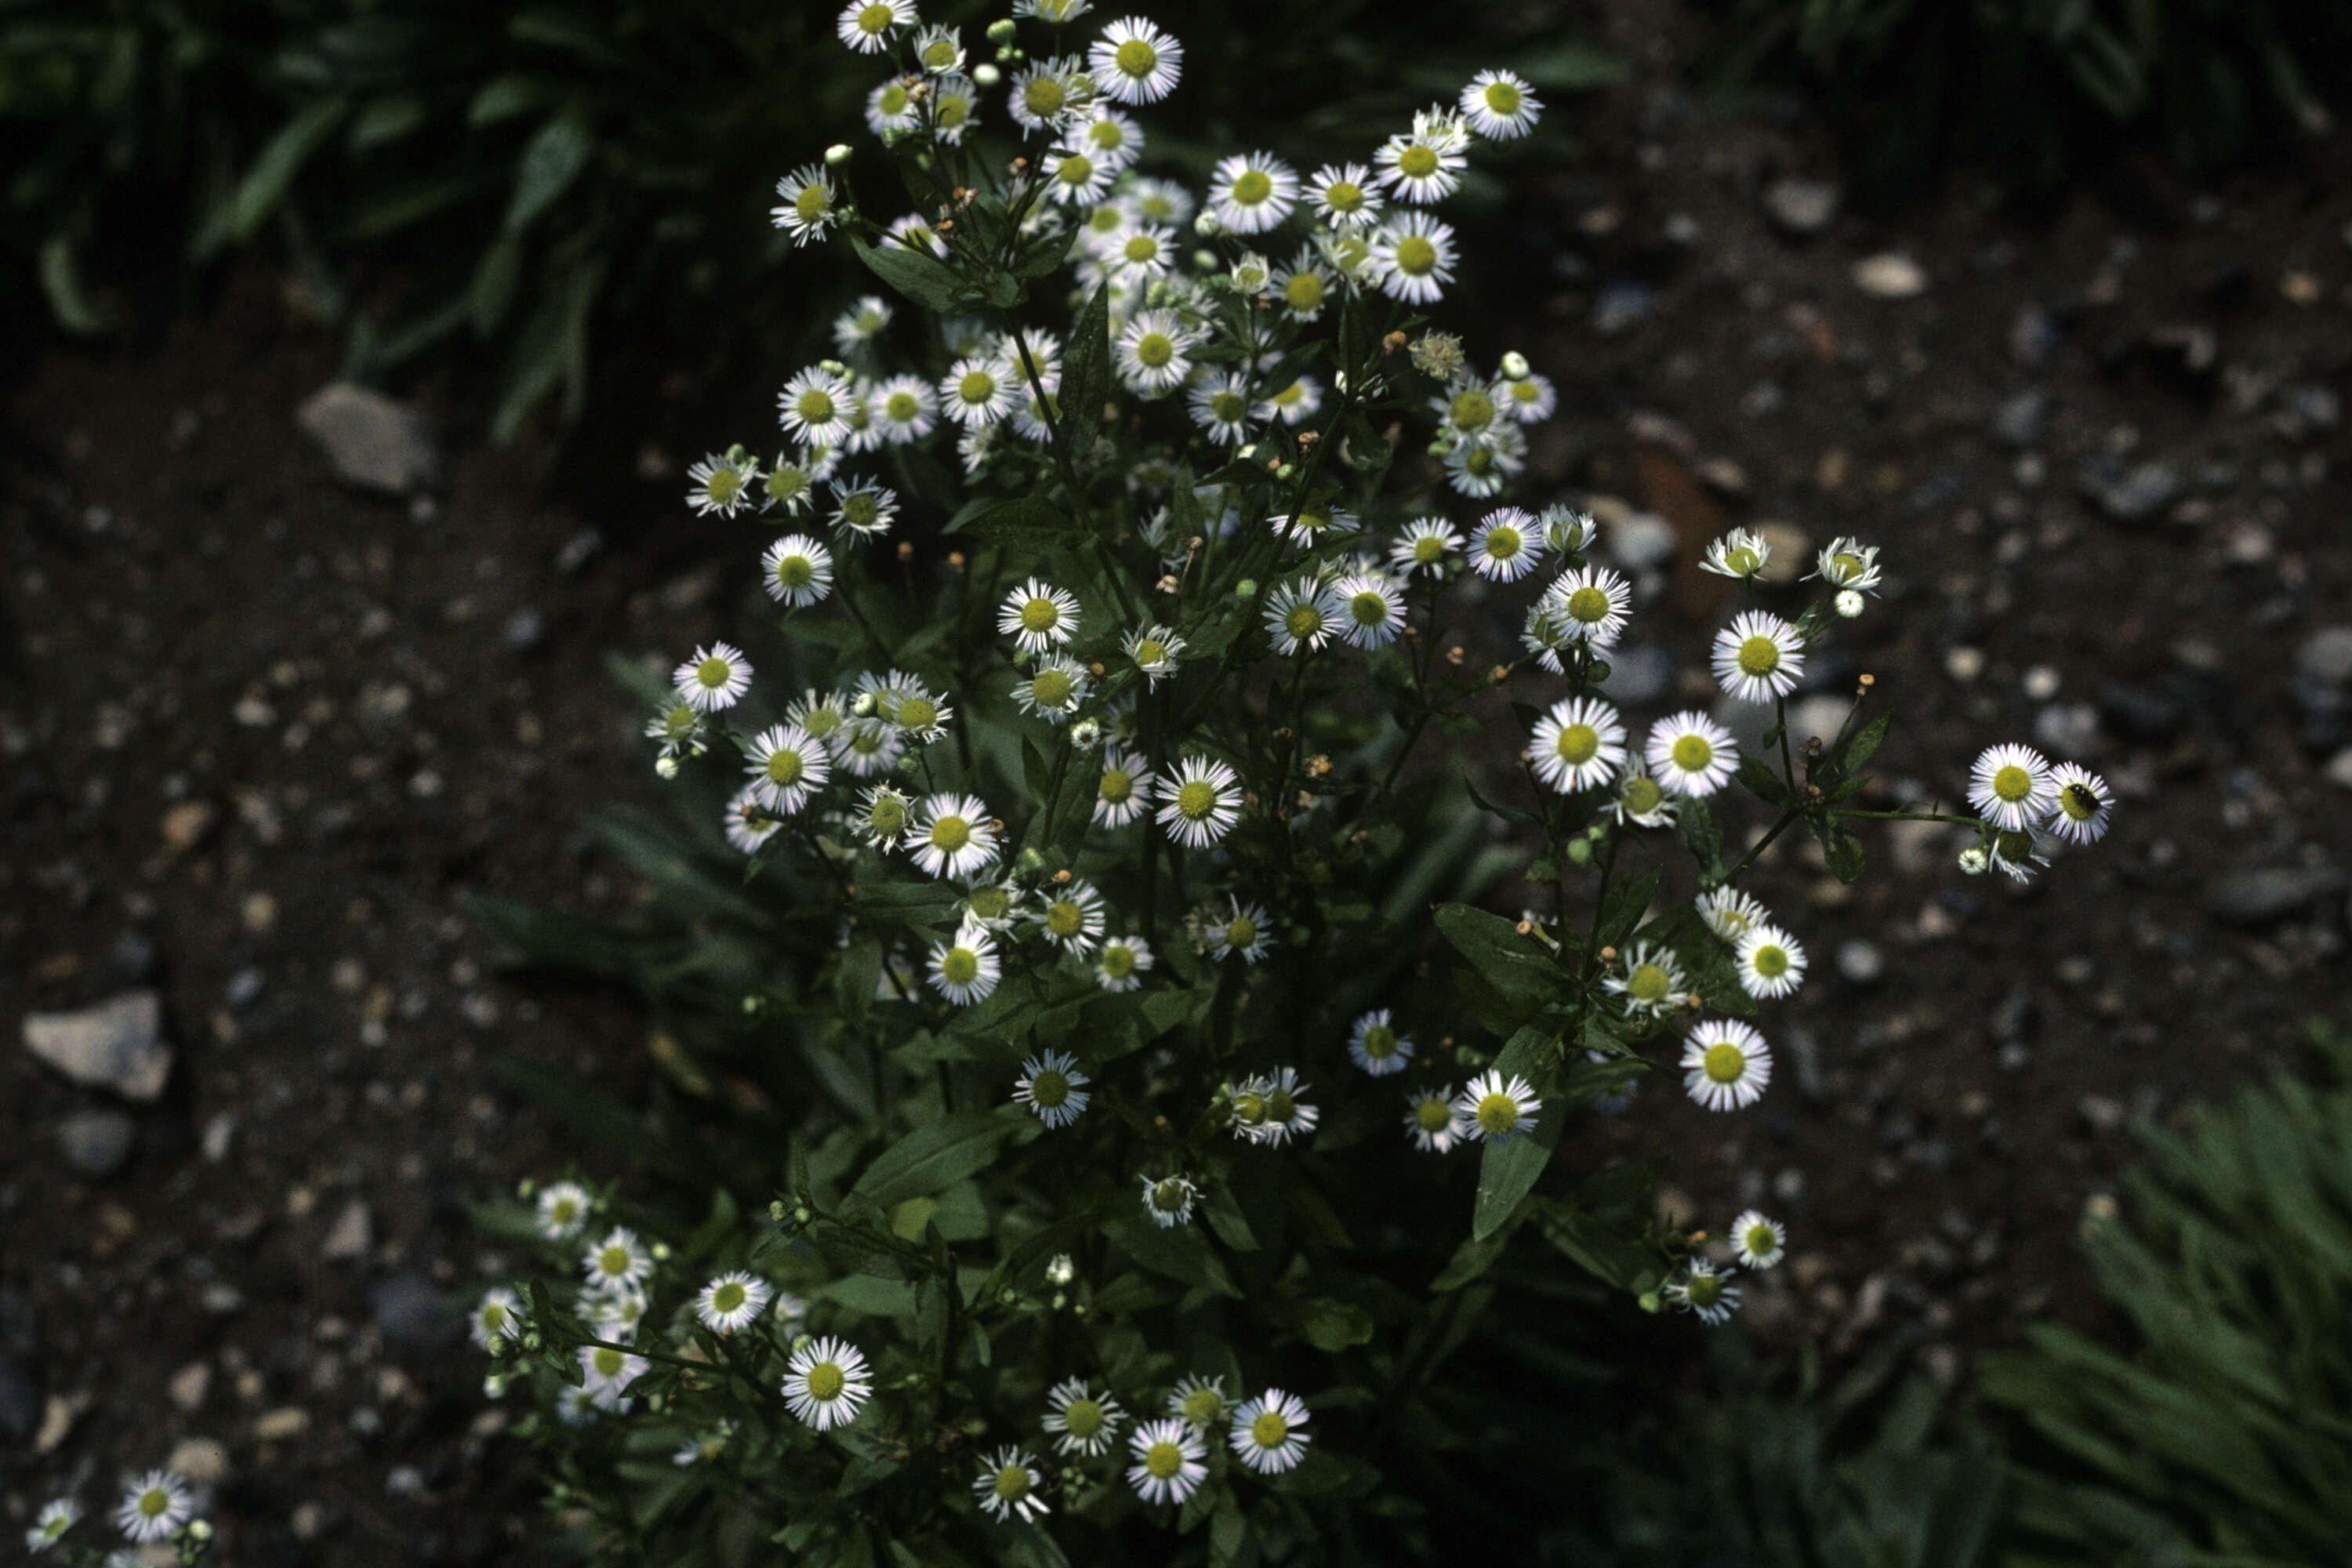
[201,1282,245,1314]
[2277,384,2340,439]
[292,1502,327,1541]
[1762,176,1840,234]
[1605,511,1677,572]
[108,930,158,983]
[166,1436,232,1486]
[502,607,546,653]
[161,800,217,854]
[1852,252,1927,298]
[371,1273,462,1356]
[2033,702,2102,757]
[0,1359,35,1444]
[201,1112,236,1162]
[1945,646,1984,682]
[1997,1042,2031,1072]
[2077,456,2182,522]
[169,1360,212,1412]
[256,1406,311,1441]
[2078,1095,2126,1133]
[554,528,603,573]
[296,383,441,495]
[2009,303,2059,367]
[1787,695,1849,750]
[1597,643,1674,707]
[2207,866,2347,927]
[241,892,277,935]
[23,991,172,1101]
[1592,281,1655,336]
[225,967,266,1011]
[1753,521,1809,583]
[321,1198,374,1262]
[55,1109,135,1178]
[1836,939,1883,985]
[2299,626,2352,687]
[1990,390,2051,448]
[2327,750,2352,791]
[33,1392,84,1453]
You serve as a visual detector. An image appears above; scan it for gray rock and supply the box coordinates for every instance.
[503,607,546,653]
[224,967,265,1011]
[56,1108,134,1178]
[2278,384,2340,439]
[1990,390,2051,448]
[23,991,172,1101]
[1592,281,1654,336]
[2207,866,2347,927]
[2299,626,2352,687]
[1853,252,1927,298]
[321,1198,374,1262]
[2328,749,2352,791]
[1606,512,1677,572]
[1836,939,1884,985]
[2009,303,2059,367]
[1762,176,1840,234]
[0,1358,34,1443]
[2078,456,2182,521]
[554,528,603,574]
[2033,701,2102,758]
[296,383,440,495]
[109,930,157,983]
[1596,643,1674,707]
[370,1273,461,1356]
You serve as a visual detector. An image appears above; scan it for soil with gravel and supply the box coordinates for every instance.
[6,3,2352,1561]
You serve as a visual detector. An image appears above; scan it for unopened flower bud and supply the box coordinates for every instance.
[655,755,680,779]
[1500,350,1531,381]
[1235,578,1258,600]
[985,18,1017,42]
[1566,837,1592,865]
[971,61,1001,86]
[824,143,853,166]
[1192,210,1223,237]
[1835,588,1865,619]
[1958,847,1990,875]
[1071,718,1102,748]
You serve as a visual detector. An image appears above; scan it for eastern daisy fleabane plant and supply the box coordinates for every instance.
[483,13,2122,1553]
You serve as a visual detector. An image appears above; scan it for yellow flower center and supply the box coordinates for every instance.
[1832,550,1865,581]
[878,83,909,115]
[1752,945,1788,978]
[994,1464,1031,1501]
[1703,1043,1746,1084]
[942,947,980,984]
[856,3,893,34]
[1415,1098,1452,1132]
[1398,144,1439,179]
[1413,534,1446,564]
[1566,586,1610,623]
[1360,1025,1398,1058]
[1145,1441,1184,1479]
[1114,38,1157,77]
[922,38,956,68]
[1046,901,1083,937]
[1056,154,1094,187]
[1737,635,1781,677]
[1483,525,1522,560]
[1135,332,1174,368]
[775,554,814,589]
[138,1489,170,1519]
[1124,234,1159,263]
[1065,1398,1104,1436]
[839,493,880,528]
[1224,916,1257,949]
[2060,782,2099,820]
[806,1362,846,1401]
[930,814,971,851]
[600,1245,630,1275]
[1101,768,1134,804]
[1325,180,1364,212]
[1394,236,1437,275]
[1476,1092,1519,1134]
[1136,638,1168,666]
[886,392,920,421]
[1671,735,1714,773]
[1182,1388,1222,1423]
[1483,82,1522,114]
[1284,271,1326,313]
[1023,78,1066,118]
[765,750,804,786]
[868,796,906,834]
[1992,764,2033,802]
[695,657,731,688]
[1102,945,1136,978]
[1029,1069,1070,1107]
[1250,1410,1289,1447]
[1031,669,1074,706]
[1450,389,1495,430]
[1555,723,1599,764]
[796,389,835,424]
[898,697,937,730]
[1621,777,1662,815]
[1284,604,1322,640]
[1350,592,1388,627]
[1176,781,1216,819]
[593,1347,625,1376]
[1019,596,1059,631]
[794,184,830,223]
[1628,964,1668,1001]
[712,1281,746,1313]
[959,370,996,404]
[1230,169,1272,205]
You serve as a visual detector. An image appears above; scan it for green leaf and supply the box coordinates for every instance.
[1107,1217,1242,1298]
[1511,39,1630,89]
[1678,795,1727,883]
[1434,904,1566,1010]
[1056,286,1114,448]
[1595,867,1661,949]
[1463,775,1542,829]
[849,1111,1018,1209]
[469,231,524,337]
[1737,753,1797,809]
[1472,1025,1565,1240]
[1431,1226,1511,1291]
[492,250,603,441]
[1820,709,1892,784]
[960,494,1085,551]
[1536,1200,1657,1292]
[36,235,109,336]
[1824,822,1867,882]
[348,93,426,151]
[1289,1296,1375,1352]
[504,109,594,232]
[470,74,543,125]
[198,95,351,256]
[849,232,969,312]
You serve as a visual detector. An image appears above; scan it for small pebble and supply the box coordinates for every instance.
[1836,939,1883,985]
[1853,252,1928,298]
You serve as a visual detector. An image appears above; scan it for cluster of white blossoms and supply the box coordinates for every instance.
[25,1469,211,1559]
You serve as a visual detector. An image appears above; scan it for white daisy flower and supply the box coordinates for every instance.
[884,683,953,743]
[870,375,938,444]
[1608,768,1679,828]
[913,23,964,74]
[1433,378,1503,439]
[939,356,1016,426]
[1206,896,1274,963]
[1209,151,1298,234]
[685,451,756,516]
[583,1280,648,1343]
[1374,125,1465,205]
[1308,162,1384,229]
[1273,246,1337,322]
[930,73,982,140]
[888,212,951,257]
[865,75,924,136]
[911,793,1001,880]
[1266,499,1357,548]
[1682,1019,1772,1111]
[1456,1069,1541,1143]
[1337,573,1406,649]
[1539,503,1593,555]
[1090,17,1182,103]
[674,641,752,712]
[1372,210,1457,303]
[1646,711,1738,798]
[1123,623,1187,685]
[1390,518,1462,575]
[1989,825,2053,883]
[851,786,913,851]
[780,365,857,445]
[975,1446,1051,1523]
[645,697,706,759]
[1014,0,1092,21]
[1711,610,1806,703]
[583,1225,652,1290]
[1730,1210,1786,1271]
[1105,219,1176,281]
[470,1286,523,1350]
[743,724,829,815]
[1076,105,1144,170]
[673,1421,738,1467]
[1116,307,1196,397]
[1140,1172,1199,1227]
[1403,1085,1469,1152]
[771,164,839,245]
[1530,696,1628,794]
[1734,922,1806,1000]
[1695,887,1768,942]
[721,786,781,852]
[834,718,906,779]
[1044,147,1112,207]
[831,295,893,355]
[114,1471,193,1544]
[1012,654,1092,724]
[1094,746,1151,827]
[1128,1417,1208,1505]
[536,1180,593,1240]
[1265,578,1341,655]
[693,1272,772,1335]
[1044,1377,1127,1455]
[1013,1049,1092,1127]
[1229,1389,1311,1474]
[1125,173,1193,226]
[1460,67,1542,139]
[962,881,1027,934]
[579,1342,648,1411]
[1095,932,1153,991]
[27,1497,79,1554]
[1257,372,1324,424]
[1700,527,1771,579]
[1156,756,1240,848]
[1468,506,1541,582]
[1167,1374,1231,1429]
[782,1337,873,1431]
[760,448,822,514]
[1499,369,1557,423]
[837,0,913,53]
[929,919,1001,1006]
[1443,424,1526,498]
[1008,55,1091,131]
[1668,1259,1742,1323]
[2045,762,2114,845]
[1969,743,2056,831]
[758,533,835,608]
[1809,535,1882,593]
[1229,1066,1317,1146]
[828,479,898,539]
[999,577,1080,650]
[1545,565,1632,648]
[1035,880,1107,953]
[1347,1009,1414,1076]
